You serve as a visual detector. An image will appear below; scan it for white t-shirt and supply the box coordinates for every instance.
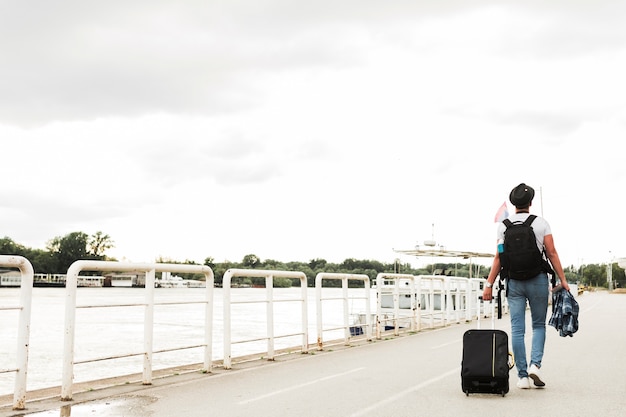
[496,212,552,253]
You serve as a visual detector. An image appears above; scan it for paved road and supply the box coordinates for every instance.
[3,291,625,417]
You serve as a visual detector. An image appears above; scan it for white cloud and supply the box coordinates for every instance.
[1,0,625,268]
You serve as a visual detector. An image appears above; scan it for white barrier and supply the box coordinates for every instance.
[61,260,214,401]
[375,273,419,338]
[374,274,494,336]
[0,255,33,410]
[2,255,505,405]
[222,269,308,369]
[315,273,372,349]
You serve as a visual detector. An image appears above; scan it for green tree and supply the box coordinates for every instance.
[308,258,327,270]
[88,231,114,258]
[581,264,604,287]
[242,254,261,268]
[47,232,91,273]
[263,258,285,269]
[204,257,216,269]
[0,236,25,254]
[27,248,57,274]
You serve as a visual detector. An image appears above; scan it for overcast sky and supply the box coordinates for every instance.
[2,1,625,269]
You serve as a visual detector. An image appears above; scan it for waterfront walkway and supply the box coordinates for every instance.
[2,290,625,417]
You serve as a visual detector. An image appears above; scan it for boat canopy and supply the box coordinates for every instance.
[393,248,493,260]
[393,246,493,279]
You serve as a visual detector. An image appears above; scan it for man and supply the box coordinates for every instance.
[483,183,570,389]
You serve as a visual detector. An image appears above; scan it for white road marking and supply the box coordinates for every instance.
[431,340,461,349]
[348,368,458,417]
[238,366,366,405]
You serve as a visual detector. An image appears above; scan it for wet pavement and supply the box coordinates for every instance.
[19,397,156,417]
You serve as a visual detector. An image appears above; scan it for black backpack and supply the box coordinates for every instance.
[500,215,544,280]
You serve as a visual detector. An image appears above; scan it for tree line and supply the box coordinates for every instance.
[1,232,623,288]
[0,232,113,275]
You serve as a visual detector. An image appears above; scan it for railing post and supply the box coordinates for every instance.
[204,269,215,372]
[415,276,421,331]
[409,276,416,332]
[465,279,473,322]
[376,274,382,339]
[300,275,309,353]
[61,261,80,401]
[266,274,275,360]
[342,277,350,343]
[315,274,323,350]
[364,279,372,341]
[442,277,448,327]
[429,278,435,328]
[393,278,400,336]
[143,269,156,385]
[0,255,34,410]
[223,269,233,369]
[444,278,452,324]
[14,258,33,411]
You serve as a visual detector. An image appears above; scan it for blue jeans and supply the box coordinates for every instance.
[507,273,549,378]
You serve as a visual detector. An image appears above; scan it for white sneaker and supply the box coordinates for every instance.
[528,364,545,388]
[517,377,530,389]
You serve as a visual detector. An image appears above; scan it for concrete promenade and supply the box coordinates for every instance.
[2,290,625,417]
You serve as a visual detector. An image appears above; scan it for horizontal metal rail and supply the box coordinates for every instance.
[76,300,209,309]
[72,300,211,366]
[73,344,208,365]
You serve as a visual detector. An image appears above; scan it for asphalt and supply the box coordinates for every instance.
[2,290,625,417]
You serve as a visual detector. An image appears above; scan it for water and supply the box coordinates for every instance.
[0,286,368,395]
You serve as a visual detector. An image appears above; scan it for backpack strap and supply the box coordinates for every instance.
[523,214,537,226]
[497,281,504,319]
[523,214,552,278]
[504,214,537,227]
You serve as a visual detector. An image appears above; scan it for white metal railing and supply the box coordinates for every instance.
[376,274,449,330]
[446,276,470,324]
[0,255,34,410]
[469,278,485,319]
[374,274,493,335]
[1,255,506,406]
[61,260,214,401]
[315,273,371,350]
[375,273,418,338]
[418,275,448,328]
[222,269,308,369]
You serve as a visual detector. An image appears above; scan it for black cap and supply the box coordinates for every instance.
[509,183,535,207]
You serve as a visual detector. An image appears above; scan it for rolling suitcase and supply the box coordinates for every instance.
[461,293,511,396]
